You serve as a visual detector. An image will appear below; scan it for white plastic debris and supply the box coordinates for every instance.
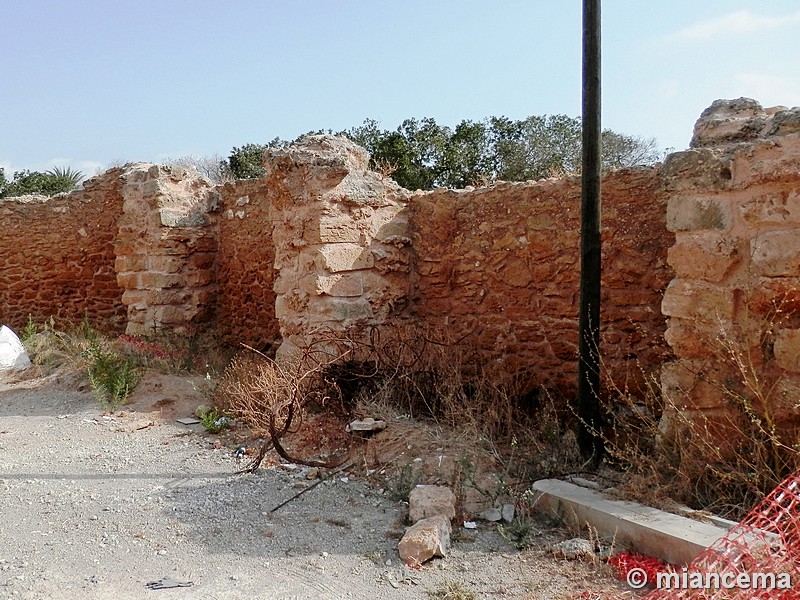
[0,325,31,373]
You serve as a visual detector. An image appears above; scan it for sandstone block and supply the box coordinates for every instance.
[664,319,719,358]
[666,234,740,282]
[159,208,206,227]
[187,252,216,271]
[146,255,184,274]
[306,297,373,323]
[141,179,160,197]
[138,272,183,290]
[408,485,456,524]
[300,273,364,297]
[186,270,214,287]
[660,361,729,410]
[154,305,187,325]
[661,149,733,192]
[751,230,800,276]
[121,290,149,309]
[313,215,361,244]
[661,279,735,322]
[667,195,731,232]
[114,255,147,273]
[116,272,140,290]
[691,98,766,148]
[397,514,451,565]
[774,329,800,373]
[741,189,800,225]
[316,244,374,273]
[374,214,409,242]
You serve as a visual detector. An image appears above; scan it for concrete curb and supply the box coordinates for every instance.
[531,479,731,565]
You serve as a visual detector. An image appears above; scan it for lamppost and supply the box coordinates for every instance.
[576,0,603,466]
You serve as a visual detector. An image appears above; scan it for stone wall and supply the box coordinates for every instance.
[114,164,219,336]
[216,177,279,350]
[264,136,413,359]
[4,99,800,425]
[661,99,800,432]
[0,169,127,330]
[409,168,673,395]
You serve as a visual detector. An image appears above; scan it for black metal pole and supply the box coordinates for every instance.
[576,0,603,465]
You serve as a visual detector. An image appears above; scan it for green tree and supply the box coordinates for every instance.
[226,138,294,179]
[600,131,662,170]
[226,114,663,190]
[0,166,84,198]
[439,120,492,188]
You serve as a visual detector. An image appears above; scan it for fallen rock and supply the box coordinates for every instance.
[551,537,595,560]
[501,503,515,523]
[346,417,387,433]
[398,514,451,565]
[0,325,30,373]
[479,507,502,522]
[408,485,455,524]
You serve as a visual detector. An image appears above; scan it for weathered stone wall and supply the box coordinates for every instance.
[264,136,413,359]
[4,100,800,429]
[0,169,127,330]
[114,164,219,336]
[661,99,800,432]
[215,178,279,350]
[409,169,673,395]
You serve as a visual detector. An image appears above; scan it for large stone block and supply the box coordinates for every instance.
[374,212,410,242]
[114,255,147,273]
[666,234,740,282]
[300,272,364,297]
[661,149,733,192]
[146,255,185,274]
[397,515,451,566]
[667,195,731,232]
[311,215,361,244]
[316,243,374,273]
[138,272,183,290]
[661,279,735,322]
[661,360,729,410]
[664,319,719,358]
[306,296,373,323]
[741,188,800,225]
[691,98,766,148]
[751,230,800,276]
[408,485,456,524]
[115,272,140,290]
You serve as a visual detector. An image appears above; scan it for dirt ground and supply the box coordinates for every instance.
[0,368,631,600]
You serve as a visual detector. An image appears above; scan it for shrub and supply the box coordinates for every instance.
[85,339,141,412]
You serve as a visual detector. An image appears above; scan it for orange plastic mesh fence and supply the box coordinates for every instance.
[642,470,800,599]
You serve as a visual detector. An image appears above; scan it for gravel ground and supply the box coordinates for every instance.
[0,370,624,600]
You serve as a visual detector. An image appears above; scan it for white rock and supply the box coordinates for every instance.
[346,417,387,433]
[552,537,594,560]
[0,326,30,372]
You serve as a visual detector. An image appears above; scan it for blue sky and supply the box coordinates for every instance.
[2,1,799,177]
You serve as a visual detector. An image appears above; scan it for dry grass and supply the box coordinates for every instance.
[215,325,586,513]
[597,300,800,520]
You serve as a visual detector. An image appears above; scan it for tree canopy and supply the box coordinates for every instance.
[0,166,84,198]
[226,114,664,190]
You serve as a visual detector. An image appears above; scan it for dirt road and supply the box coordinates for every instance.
[0,371,617,599]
